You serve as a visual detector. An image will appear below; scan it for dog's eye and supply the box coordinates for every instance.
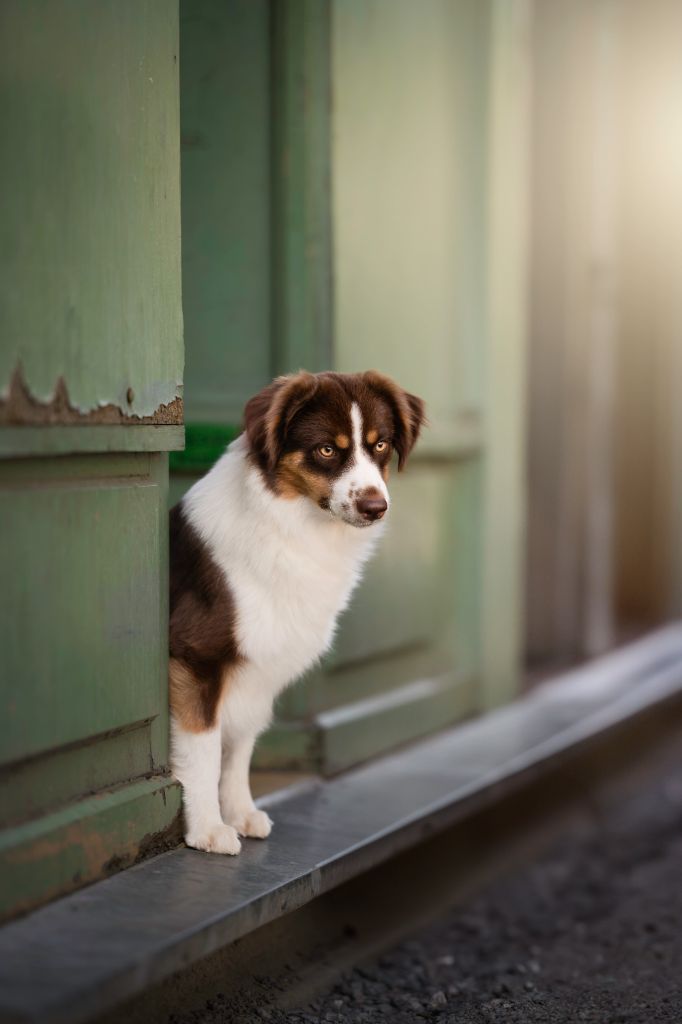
[374,440,389,453]
[318,444,336,459]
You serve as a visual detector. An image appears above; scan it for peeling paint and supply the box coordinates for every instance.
[6,822,112,873]
[1,780,182,922]
[0,366,183,426]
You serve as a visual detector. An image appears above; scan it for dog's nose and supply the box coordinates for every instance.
[356,496,388,521]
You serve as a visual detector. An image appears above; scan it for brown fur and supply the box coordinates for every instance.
[169,504,242,731]
[275,451,332,504]
[243,372,319,476]
[169,658,215,734]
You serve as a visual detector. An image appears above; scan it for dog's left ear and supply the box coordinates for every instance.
[363,370,427,470]
[244,371,319,470]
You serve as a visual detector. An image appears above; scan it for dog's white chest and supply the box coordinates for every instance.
[231,529,368,684]
[183,443,380,690]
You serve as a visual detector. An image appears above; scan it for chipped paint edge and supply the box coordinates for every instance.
[0,366,183,426]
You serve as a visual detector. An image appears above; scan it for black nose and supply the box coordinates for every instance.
[356,496,388,521]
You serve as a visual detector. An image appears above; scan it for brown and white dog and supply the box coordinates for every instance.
[169,370,425,854]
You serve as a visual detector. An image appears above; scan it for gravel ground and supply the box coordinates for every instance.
[174,747,682,1024]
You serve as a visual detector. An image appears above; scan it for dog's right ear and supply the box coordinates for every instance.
[244,372,319,471]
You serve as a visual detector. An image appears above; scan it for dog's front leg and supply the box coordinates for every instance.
[171,717,242,855]
[219,731,273,839]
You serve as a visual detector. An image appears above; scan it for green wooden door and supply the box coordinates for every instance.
[173,0,528,773]
[170,0,331,496]
[0,1,183,920]
[278,0,487,771]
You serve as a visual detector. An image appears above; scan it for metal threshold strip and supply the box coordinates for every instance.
[1,625,681,1024]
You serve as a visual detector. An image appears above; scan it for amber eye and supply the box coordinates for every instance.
[318,444,336,459]
[374,440,389,453]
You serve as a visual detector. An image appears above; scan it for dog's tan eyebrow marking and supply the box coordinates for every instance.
[335,433,350,449]
[366,429,378,445]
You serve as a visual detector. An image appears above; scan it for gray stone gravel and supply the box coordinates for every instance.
[172,748,682,1024]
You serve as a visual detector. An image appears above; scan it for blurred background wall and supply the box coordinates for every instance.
[526,0,682,673]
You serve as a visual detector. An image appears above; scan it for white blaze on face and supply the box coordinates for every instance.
[329,402,390,527]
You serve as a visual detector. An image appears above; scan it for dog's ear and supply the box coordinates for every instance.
[244,371,319,470]
[362,370,426,471]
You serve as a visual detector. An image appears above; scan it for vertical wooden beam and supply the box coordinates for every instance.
[271,0,333,375]
[480,0,533,708]
[582,0,620,657]
[670,317,682,617]
[525,0,578,666]
[641,0,682,622]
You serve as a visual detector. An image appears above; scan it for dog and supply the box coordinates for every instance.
[169,370,425,854]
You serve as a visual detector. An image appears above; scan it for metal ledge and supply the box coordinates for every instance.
[1,625,682,1024]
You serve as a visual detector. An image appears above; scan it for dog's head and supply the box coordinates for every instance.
[243,371,426,528]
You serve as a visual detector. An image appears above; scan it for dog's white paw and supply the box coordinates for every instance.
[230,809,273,839]
[185,823,242,855]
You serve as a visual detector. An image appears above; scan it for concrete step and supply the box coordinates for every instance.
[1,625,682,1024]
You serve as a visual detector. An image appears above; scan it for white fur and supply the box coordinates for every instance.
[329,402,390,527]
[171,420,385,853]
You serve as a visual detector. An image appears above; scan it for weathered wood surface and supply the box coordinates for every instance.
[0,0,183,424]
[0,453,179,920]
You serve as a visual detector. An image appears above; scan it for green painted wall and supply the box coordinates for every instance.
[269,0,492,769]
[2,458,167,766]
[177,0,332,435]
[0,2,183,920]
[180,0,271,424]
[331,0,530,720]
[0,0,183,420]
[332,0,488,430]
[0,452,181,921]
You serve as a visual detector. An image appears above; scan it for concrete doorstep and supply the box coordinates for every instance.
[1,626,682,1024]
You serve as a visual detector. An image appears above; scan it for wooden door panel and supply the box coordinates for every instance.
[332,0,488,425]
[0,1,182,918]
[0,455,165,766]
[324,0,490,737]
[0,0,182,421]
[180,0,271,424]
